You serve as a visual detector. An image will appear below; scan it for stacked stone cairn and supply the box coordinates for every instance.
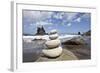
[42,30,63,58]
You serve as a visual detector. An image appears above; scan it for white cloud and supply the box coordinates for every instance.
[82,13,90,18]
[23,10,87,27]
[52,12,78,21]
[67,23,72,27]
[53,12,64,19]
[74,17,81,22]
[23,11,53,23]
[65,13,78,21]
[23,10,78,24]
[73,13,90,23]
[35,21,53,26]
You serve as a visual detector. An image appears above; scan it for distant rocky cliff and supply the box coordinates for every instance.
[35,26,47,35]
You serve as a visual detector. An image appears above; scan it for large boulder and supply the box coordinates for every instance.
[49,34,59,40]
[45,39,61,49]
[42,47,62,57]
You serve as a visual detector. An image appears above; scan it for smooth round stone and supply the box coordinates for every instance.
[49,34,58,40]
[42,47,63,57]
[45,39,60,49]
[50,29,57,34]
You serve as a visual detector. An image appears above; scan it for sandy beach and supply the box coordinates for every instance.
[23,35,91,62]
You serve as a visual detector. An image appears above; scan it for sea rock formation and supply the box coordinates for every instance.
[35,26,46,35]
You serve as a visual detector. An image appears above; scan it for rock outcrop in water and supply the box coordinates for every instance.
[82,30,91,36]
[35,26,47,35]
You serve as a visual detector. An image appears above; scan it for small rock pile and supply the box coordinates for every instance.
[42,30,63,58]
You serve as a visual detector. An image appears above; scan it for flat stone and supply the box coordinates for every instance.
[36,48,78,62]
[49,34,59,40]
[42,47,63,57]
[45,39,61,49]
[49,29,57,34]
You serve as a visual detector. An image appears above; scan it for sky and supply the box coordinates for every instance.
[22,10,91,35]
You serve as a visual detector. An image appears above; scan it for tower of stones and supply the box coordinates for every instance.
[42,30,63,57]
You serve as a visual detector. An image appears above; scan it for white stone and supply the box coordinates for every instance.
[42,47,62,57]
[45,39,61,49]
[50,29,57,34]
[49,34,59,40]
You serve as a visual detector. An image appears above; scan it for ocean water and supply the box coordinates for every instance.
[23,34,80,40]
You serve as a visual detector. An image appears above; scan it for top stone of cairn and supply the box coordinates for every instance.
[49,29,57,34]
[49,29,58,40]
[49,33,58,40]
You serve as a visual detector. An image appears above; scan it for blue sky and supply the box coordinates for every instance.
[22,10,91,35]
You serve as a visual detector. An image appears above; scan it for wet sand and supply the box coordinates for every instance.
[62,45,91,60]
[23,40,46,62]
[61,36,91,60]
